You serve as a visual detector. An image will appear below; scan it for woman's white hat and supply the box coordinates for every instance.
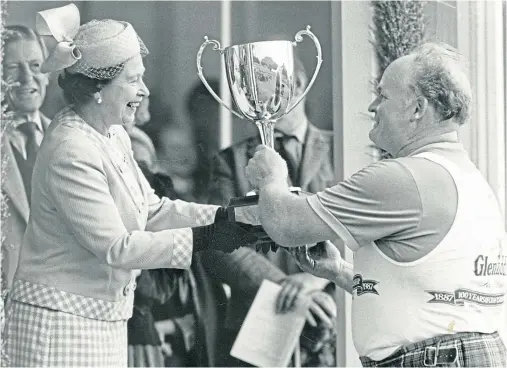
[36,3,149,80]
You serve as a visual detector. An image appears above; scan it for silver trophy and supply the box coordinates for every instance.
[196,27,322,253]
[197,25,322,150]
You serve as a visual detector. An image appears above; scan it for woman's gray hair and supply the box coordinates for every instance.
[409,42,472,125]
[58,66,123,105]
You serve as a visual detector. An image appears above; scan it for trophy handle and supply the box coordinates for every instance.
[285,25,323,116]
[197,36,244,119]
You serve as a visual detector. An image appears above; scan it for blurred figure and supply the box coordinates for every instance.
[186,79,220,161]
[204,56,339,367]
[134,90,152,127]
[124,95,158,175]
[128,269,178,367]
[1,25,50,293]
[125,94,177,200]
[157,126,199,201]
[147,80,221,203]
[141,97,199,202]
[185,79,221,203]
[149,263,228,367]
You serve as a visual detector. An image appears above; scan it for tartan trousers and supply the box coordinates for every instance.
[360,331,507,367]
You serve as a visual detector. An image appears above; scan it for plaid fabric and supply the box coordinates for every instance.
[194,205,219,226]
[10,279,135,321]
[171,228,193,269]
[159,203,217,269]
[360,331,507,367]
[5,300,128,367]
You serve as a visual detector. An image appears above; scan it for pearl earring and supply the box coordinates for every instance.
[94,92,102,104]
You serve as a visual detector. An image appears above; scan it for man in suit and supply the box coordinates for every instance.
[203,56,338,367]
[1,25,50,292]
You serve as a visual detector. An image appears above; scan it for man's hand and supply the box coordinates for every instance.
[276,273,329,313]
[276,273,314,313]
[304,290,336,328]
[245,145,288,188]
[154,319,176,357]
[288,241,343,281]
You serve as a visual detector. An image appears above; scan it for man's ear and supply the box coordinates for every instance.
[411,96,428,121]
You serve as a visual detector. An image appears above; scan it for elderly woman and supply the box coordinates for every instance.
[4,4,269,367]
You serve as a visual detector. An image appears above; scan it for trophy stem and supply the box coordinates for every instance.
[255,120,275,149]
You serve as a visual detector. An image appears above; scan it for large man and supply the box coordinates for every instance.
[245,42,507,367]
[2,26,50,292]
[203,56,339,367]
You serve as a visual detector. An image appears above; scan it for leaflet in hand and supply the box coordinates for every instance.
[230,279,308,367]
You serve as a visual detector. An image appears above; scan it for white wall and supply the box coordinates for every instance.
[332,3,374,366]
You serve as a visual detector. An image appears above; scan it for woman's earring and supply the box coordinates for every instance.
[94,92,102,104]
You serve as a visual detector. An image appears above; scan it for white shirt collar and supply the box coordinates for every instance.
[14,110,44,133]
[274,117,308,143]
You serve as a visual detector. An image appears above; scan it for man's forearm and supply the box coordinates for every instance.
[259,182,336,246]
[197,248,286,297]
[258,182,295,245]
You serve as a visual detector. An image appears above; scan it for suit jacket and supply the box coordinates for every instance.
[1,113,51,290]
[203,122,336,330]
[10,107,218,321]
[191,257,228,366]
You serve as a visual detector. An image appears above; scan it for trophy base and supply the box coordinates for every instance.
[226,186,302,222]
[226,187,303,254]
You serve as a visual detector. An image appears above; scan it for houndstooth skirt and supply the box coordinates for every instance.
[5,300,128,367]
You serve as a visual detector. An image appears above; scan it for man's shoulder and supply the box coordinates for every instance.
[350,156,453,200]
[347,158,419,193]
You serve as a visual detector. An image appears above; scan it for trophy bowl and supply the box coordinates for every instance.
[196,26,322,252]
[197,25,322,149]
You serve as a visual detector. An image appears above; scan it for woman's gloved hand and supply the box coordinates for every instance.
[192,207,275,253]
